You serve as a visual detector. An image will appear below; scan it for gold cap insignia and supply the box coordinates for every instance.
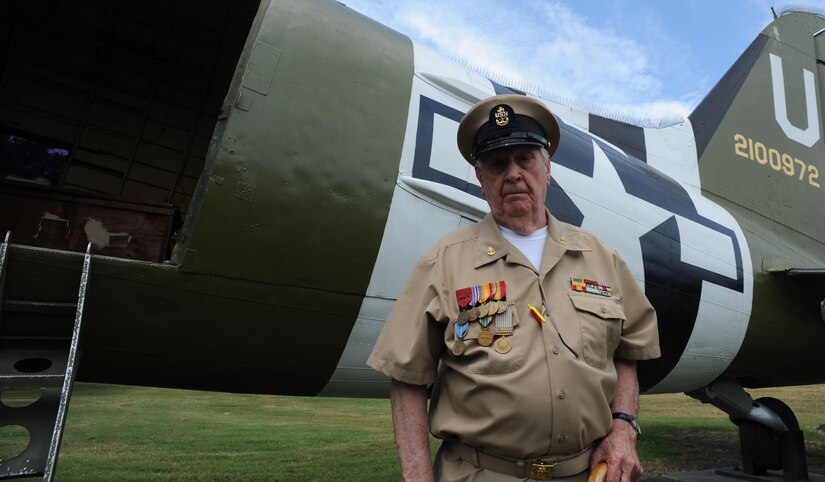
[493,105,510,127]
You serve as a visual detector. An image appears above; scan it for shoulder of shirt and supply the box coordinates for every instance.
[440,223,480,245]
[554,218,620,257]
[416,223,480,261]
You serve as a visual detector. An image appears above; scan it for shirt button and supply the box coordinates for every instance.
[558,434,566,443]
[559,390,566,399]
[601,307,608,315]
[552,346,560,355]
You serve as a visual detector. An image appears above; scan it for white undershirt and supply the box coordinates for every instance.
[499,225,547,271]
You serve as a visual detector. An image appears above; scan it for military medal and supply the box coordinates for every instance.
[477,329,494,347]
[452,340,465,356]
[457,281,508,336]
[483,282,497,318]
[495,281,508,314]
[468,286,481,321]
[469,307,480,321]
[453,321,469,356]
[492,304,514,354]
[455,287,472,324]
[477,315,494,347]
[494,336,512,354]
[479,283,492,317]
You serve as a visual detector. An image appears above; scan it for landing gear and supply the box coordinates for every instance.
[732,397,808,481]
[688,382,810,482]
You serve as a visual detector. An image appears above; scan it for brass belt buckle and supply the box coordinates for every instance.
[529,461,555,480]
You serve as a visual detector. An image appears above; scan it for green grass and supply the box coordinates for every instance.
[63,385,401,481]
[1,384,824,480]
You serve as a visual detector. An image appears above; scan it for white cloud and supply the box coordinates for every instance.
[342,0,694,119]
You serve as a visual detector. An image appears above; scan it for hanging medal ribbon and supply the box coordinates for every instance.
[455,321,469,339]
[477,323,494,347]
[478,283,490,317]
[456,287,472,323]
[453,320,469,356]
[469,285,481,321]
[493,301,513,354]
[494,306,514,336]
[494,281,506,314]
[455,287,472,309]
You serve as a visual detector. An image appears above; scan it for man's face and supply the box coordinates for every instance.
[474,145,550,231]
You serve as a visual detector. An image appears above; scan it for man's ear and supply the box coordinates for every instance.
[474,166,486,197]
[546,160,551,185]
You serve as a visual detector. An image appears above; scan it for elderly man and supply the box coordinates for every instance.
[367,94,660,482]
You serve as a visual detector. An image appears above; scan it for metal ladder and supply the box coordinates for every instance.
[0,232,92,481]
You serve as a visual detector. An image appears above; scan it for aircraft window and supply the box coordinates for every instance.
[0,131,69,186]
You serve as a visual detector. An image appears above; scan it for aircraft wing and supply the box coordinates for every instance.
[784,268,825,285]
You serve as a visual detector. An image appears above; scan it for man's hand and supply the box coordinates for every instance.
[591,420,641,482]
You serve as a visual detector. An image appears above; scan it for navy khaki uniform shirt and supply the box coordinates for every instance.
[368,211,660,460]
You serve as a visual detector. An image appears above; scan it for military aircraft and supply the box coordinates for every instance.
[0,0,823,479]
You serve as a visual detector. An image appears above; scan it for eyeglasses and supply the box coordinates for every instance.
[478,149,542,176]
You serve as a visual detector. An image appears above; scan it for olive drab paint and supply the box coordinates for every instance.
[691,11,825,388]
[1,0,823,399]
[3,3,823,477]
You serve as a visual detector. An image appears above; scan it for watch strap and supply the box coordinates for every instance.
[611,412,641,437]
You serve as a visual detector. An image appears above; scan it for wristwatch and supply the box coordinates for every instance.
[612,412,641,438]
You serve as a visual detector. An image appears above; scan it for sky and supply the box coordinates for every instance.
[340,1,825,124]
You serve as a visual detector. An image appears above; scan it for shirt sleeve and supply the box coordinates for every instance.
[614,253,661,360]
[367,246,448,386]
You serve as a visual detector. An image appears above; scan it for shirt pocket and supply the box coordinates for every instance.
[568,293,624,369]
[444,303,526,375]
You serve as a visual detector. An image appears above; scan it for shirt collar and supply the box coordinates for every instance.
[473,208,590,269]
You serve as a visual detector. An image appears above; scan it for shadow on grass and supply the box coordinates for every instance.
[641,424,825,480]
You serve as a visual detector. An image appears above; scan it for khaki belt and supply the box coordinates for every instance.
[444,440,593,480]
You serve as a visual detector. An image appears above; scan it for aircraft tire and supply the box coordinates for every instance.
[739,397,799,471]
